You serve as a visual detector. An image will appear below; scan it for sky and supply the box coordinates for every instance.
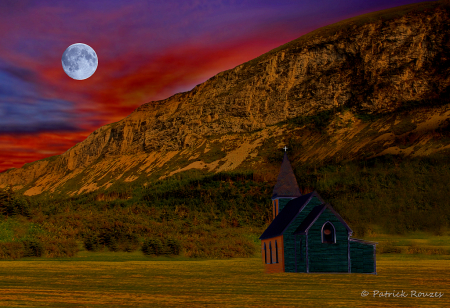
[0,0,432,173]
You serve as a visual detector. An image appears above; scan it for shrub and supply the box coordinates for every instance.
[376,241,402,254]
[22,239,44,257]
[0,189,32,218]
[43,237,79,258]
[352,225,366,237]
[84,234,101,251]
[122,233,140,252]
[108,238,120,252]
[0,242,25,259]
[165,238,182,255]
[98,230,116,250]
[84,230,141,252]
[97,229,124,252]
[142,238,164,256]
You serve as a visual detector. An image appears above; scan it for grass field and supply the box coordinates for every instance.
[0,252,448,308]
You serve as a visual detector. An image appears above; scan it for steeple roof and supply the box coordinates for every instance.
[272,152,302,199]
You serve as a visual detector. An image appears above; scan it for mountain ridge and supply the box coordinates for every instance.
[1,0,450,196]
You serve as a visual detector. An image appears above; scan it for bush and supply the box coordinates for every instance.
[84,230,141,252]
[43,237,79,258]
[0,188,32,218]
[22,239,44,257]
[352,225,367,237]
[376,241,402,254]
[108,238,120,252]
[122,233,140,252]
[142,238,164,256]
[98,230,118,251]
[165,238,182,255]
[84,234,101,251]
[0,242,25,259]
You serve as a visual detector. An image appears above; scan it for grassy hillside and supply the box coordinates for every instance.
[1,151,449,260]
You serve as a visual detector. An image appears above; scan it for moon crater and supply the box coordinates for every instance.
[62,43,98,80]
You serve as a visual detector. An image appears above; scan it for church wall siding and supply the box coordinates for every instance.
[350,241,376,273]
[261,235,284,273]
[294,234,306,272]
[284,196,322,272]
[307,208,349,272]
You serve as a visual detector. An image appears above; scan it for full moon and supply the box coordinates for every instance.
[62,43,98,80]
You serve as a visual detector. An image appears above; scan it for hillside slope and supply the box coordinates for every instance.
[1,0,450,196]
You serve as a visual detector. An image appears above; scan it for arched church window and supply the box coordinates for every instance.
[322,221,336,244]
[275,240,279,263]
[269,242,273,264]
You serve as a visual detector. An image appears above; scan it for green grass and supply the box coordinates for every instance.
[0,254,449,307]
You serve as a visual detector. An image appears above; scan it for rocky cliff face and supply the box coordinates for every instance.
[1,0,450,196]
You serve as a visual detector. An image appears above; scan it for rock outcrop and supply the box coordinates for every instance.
[1,0,450,196]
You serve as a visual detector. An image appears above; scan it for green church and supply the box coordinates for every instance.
[259,151,377,274]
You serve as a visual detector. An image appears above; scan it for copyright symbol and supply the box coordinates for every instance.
[361,290,369,297]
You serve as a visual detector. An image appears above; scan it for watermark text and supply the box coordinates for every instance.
[361,290,444,298]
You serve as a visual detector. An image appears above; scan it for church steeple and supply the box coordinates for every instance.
[271,148,302,219]
[272,151,302,199]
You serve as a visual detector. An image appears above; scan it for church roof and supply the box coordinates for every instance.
[259,192,323,240]
[272,152,302,199]
[293,203,327,235]
[294,203,353,235]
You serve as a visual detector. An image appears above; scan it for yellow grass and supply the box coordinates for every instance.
[0,254,449,307]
